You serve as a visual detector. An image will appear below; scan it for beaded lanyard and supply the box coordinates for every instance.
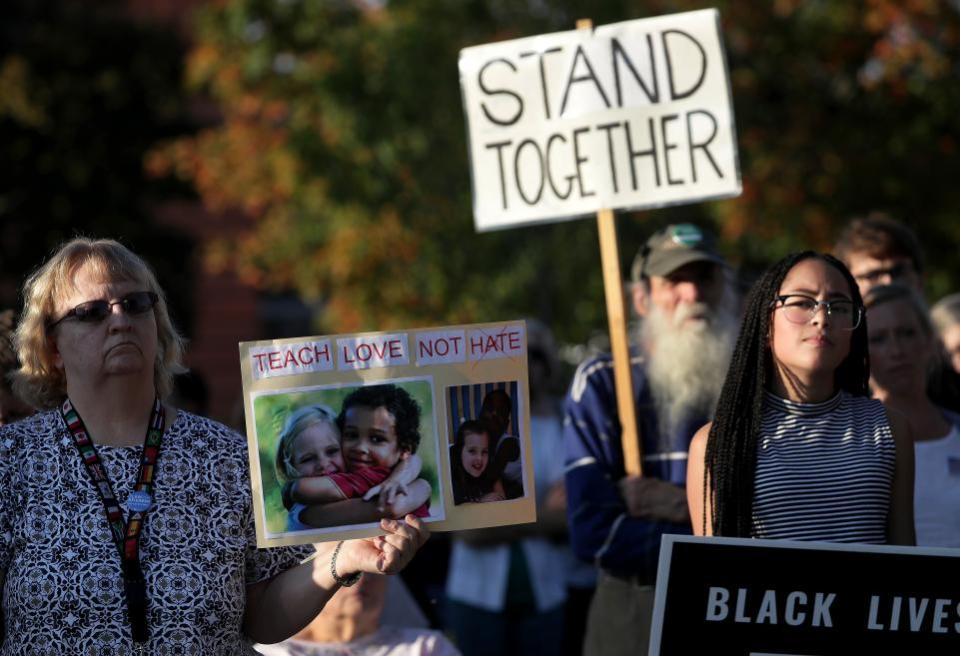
[60,397,164,648]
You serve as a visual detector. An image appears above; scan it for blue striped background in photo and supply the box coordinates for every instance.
[447,380,519,442]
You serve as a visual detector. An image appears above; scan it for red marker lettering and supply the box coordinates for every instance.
[388,339,403,358]
[341,345,356,364]
[297,346,315,366]
[315,343,330,363]
[419,340,434,358]
[356,344,372,362]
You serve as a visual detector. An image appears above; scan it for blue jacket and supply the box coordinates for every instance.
[563,352,703,581]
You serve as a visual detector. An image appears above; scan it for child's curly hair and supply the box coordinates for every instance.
[337,384,422,453]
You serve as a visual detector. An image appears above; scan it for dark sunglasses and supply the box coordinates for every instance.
[48,291,159,330]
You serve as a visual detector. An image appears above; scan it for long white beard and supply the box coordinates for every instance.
[642,297,738,443]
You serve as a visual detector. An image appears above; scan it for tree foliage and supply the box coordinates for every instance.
[150,0,960,343]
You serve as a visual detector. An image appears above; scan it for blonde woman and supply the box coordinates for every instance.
[1,238,427,654]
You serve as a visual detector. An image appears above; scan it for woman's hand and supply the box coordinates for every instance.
[334,514,429,576]
[243,516,429,643]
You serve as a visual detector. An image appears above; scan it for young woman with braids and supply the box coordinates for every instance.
[686,252,915,544]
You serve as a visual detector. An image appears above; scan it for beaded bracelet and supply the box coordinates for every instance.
[330,540,361,587]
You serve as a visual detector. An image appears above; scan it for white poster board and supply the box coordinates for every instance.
[240,320,535,547]
[460,9,741,231]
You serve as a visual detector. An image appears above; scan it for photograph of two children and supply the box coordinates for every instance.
[239,320,535,547]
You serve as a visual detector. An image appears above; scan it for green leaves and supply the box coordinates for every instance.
[153,0,960,343]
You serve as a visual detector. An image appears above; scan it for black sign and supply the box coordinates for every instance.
[650,536,960,655]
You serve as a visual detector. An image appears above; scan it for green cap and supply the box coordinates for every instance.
[630,223,725,281]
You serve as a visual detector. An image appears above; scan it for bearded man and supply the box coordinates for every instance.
[563,224,738,656]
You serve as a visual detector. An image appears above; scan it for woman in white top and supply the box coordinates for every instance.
[865,283,960,547]
[686,251,914,544]
[257,574,460,656]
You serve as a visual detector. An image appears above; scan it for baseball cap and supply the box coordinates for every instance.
[630,223,725,281]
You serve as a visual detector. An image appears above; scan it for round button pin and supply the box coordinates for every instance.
[127,490,153,513]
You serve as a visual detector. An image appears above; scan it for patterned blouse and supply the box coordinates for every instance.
[0,409,314,655]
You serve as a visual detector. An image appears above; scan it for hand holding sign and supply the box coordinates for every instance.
[239,320,536,548]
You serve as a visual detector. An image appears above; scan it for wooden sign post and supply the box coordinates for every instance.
[459,10,742,477]
[597,206,643,475]
[579,12,642,476]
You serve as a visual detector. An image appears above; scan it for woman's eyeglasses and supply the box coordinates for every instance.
[48,291,159,330]
[771,295,863,331]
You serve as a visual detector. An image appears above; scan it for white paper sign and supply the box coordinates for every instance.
[238,320,535,548]
[467,324,525,361]
[336,333,410,370]
[459,9,741,231]
[415,329,468,365]
[250,340,334,380]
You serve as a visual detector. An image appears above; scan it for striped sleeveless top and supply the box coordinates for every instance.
[751,390,896,544]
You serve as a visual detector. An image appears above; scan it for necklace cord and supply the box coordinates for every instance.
[60,397,165,645]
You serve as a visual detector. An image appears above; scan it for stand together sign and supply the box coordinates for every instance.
[459,9,741,231]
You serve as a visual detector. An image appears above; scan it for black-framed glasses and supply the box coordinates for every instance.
[48,291,159,330]
[771,295,863,331]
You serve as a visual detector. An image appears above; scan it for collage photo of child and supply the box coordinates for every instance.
[256,381,442,535]
[447,382,526,506]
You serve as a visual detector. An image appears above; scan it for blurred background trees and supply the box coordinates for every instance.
[3,0,960,350]
[0,0,197,327]
[148,0,960,344]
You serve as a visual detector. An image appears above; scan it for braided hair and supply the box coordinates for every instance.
[704,251,870,537]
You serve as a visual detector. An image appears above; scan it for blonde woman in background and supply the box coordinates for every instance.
[866,284,960,547]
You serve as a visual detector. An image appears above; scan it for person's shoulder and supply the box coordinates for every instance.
[839,391,888,418]
[690,421,713,453]
[940,406,960,429]
[170,410,246,444]
[167,410,251,466]
[378,626,462,654]
[842,393,909,450]
[0,409,62,453]
[568,351,646,404]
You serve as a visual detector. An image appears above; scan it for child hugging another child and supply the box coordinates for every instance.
[275,385,432,531]
[451,420,506,505]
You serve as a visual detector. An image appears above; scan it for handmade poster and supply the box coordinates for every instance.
[460,9,741,231]
[239,320,535,547]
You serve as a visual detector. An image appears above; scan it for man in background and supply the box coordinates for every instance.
[834,213,960,412]
[564,224,738,656]
[834,212,924,297]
